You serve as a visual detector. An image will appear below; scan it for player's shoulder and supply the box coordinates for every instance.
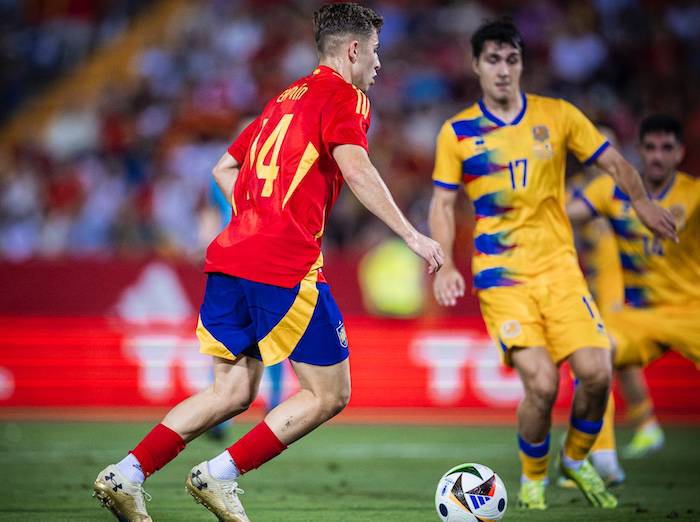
[321,74,369,116]
[675,171,700,190]
[672,172,700,209]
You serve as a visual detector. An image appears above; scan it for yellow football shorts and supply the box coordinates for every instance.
[604,303,700,368]
[478,263,611,366]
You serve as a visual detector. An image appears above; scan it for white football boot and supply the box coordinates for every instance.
[93,464,152,521]
[186,461,250,522]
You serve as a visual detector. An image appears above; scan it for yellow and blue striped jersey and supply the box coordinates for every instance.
[432,93,608,289]
[580,171,700,307]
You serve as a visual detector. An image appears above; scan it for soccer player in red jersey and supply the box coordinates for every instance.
[92,4,443,521]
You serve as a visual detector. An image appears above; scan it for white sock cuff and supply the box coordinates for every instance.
[561,452,584,471]
[208,450,240,481]
[117,453,146,484]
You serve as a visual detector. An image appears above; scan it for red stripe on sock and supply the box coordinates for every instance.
[130,423,185,477]
[227,421,287,474]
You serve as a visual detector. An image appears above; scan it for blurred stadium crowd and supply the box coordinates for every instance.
[1,0,699,262]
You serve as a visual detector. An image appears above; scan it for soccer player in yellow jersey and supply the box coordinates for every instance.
[569,114,700,469]
[429,19,677,510]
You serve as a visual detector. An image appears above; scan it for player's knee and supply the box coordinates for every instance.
[214,385,257,415]
[527,372,559,409]
[318,384,351,420]
[336,384,352,411]
[577,369,611,397]
[235,389,258,411]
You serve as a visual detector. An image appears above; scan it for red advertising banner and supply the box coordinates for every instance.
[0,317,697,419]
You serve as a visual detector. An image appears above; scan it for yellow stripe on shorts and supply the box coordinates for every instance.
[197,315,237,361]
[258,269,319,366]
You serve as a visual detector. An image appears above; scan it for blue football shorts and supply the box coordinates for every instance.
[196,270,349,366]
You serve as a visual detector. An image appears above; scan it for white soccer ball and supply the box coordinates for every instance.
[435,463,508,522]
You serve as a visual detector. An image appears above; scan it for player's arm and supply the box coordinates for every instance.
[594,147,677,241]
[429,187,465,306]
[213,116,261,206]
[333,144,444,274]
[428,120,466,306]
[211,152,240,207]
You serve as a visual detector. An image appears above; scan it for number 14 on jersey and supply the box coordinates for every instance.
[248,114,319,208]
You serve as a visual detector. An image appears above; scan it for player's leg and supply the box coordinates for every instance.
[558,347,617,508]
[588,391,625,486]
[206,365,231,441]
[618,365,665,458]
[267,358,351,440]
[161,355,263,441]
[186,358,350,521]
[93,355,262,521]
[618,305,700,458]
[560,384,624,489]
[540,268,617,507]
[476,283,551,509]
[605,306,669,459]
[565,348,611,459]
[511,346,559,510]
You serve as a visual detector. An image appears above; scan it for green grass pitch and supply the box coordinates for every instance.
[1,421,699,521]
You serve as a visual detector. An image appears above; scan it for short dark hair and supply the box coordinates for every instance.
[639,114,683,143]
[313,3,383,55]
[471,17,524,59]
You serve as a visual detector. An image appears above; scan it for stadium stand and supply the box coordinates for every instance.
[1,0,698,268]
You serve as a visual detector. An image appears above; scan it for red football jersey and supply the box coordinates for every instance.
[205,66,372,287]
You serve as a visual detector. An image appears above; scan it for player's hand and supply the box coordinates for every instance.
[406,233,444,274]
[632,198,678,242]
[433,264,465,307]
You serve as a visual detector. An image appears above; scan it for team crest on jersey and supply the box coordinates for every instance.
[532,125,553,159]
[669,204,686,230]
[500,320,522,339]
[336,322,348,348]
[532,125,549,142]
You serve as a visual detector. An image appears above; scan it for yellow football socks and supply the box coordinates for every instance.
[563,417,602,464]
[518,434,550,481]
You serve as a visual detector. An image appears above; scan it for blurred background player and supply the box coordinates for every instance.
[92,4,443,521]
[429,18,676,511]
[568,114,700,471]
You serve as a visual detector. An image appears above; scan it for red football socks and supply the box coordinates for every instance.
[227,421,287,474]
[130,423,186,478]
